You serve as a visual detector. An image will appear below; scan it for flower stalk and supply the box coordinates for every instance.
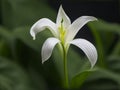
[62,44,69,88]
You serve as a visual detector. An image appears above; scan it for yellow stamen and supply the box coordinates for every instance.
[58,20,66,44]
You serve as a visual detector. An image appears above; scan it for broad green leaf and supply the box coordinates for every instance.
[107,42,120,72]
[88,21,106,67]
[13,26,52,52]
[88,20,119,54]
[26,67,47,90]
[88,20,120,67]
[68,48,91,83]
[87,20,120,89]
[13,26,60,88]
[1,0,56,28]
[88,20,120,55]
[70,70,92,88]
[0,26,16,59]
[89,20,120,35]
[111,41,120,55]
[0,26,48,90]
[90,68,120,83]
[81,68,120,90]
[107,55,120,73]
[0,56,34,90]
[0,26,14,42]
[0,39,12,58]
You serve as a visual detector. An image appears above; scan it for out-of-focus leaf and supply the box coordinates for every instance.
[87,19,120,90]
[0,26,16,59]
[107,41,120,73]
[89,20,120,35]
[107,55,120,73]
[88,21,106,67]
[13,26,52,52]
[81,67,120,90]
[0,39,12,58]
[1,0,56,28]
[13,26,59,89]
[0,26,48,89]
[0,56,35,90]
[111,41,120,55]
[0,26,14,42]
[68,47,96,88]
[67,47,91,79]
[90,68,120,83]
[88,20,120,67]
[70,70,92,88]
[88,20,119,56]
[108,55,120,61]
[26,67,47,90]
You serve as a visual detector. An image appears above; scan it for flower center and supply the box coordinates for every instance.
[58,19,66,45]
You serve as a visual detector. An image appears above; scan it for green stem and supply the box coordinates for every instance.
[62,44,69,88]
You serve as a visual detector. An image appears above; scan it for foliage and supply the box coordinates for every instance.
[0,0,120,90]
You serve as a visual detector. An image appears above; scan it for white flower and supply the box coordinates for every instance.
[30,6,98,68]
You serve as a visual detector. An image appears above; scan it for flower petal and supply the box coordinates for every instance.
[56,5,71,28]
[42,37,60,63]
[66,16,97,42]
[30,18,57,40]
[70,39,97,68]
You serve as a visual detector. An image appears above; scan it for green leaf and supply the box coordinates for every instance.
[13,26,52,52]
[91,68,120,83]
[1,0,56,28]
[0,26,16,58]
[68,49,91,77]
[88,20,120,54]
[0,39,12,58]
[0,56,32,90]
[0,26,14,42]
[111,41,120,55]
[70,70,92,88]
[88,20,120,67]
[87,20,120,89]
[89,20,120,35]
[88,21,106,67]
[81,67,120,90]
[0,56,47,90]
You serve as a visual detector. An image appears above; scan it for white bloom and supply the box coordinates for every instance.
[30,6,98,68]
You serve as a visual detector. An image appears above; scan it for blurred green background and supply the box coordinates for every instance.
[0,0,120,90]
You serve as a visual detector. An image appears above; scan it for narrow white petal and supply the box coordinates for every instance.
[66,16,97,42]
[56,5,71,28]
[30,18,57,40]
[70,39,97,68]
[42,37,60,63]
